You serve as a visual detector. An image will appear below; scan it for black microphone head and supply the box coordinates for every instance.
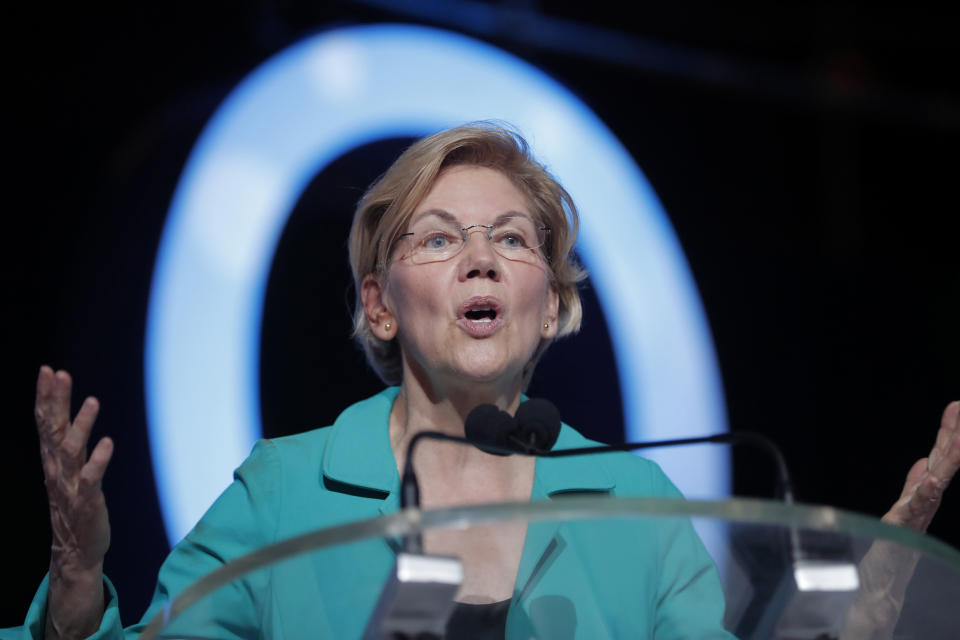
[515,398,561,452]
[464,404,519,455]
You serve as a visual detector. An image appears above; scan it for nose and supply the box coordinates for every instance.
[458,227,500,281]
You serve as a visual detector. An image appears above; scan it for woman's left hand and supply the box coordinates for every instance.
[840,401,960,639]
[881,400,960,532]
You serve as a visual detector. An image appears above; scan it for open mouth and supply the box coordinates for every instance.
[458,297,504,335]
[464,307,497,321]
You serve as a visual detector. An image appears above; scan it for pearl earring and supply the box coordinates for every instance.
[384,322,392,331]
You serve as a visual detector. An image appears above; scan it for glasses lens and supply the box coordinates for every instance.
[405,218,463,264]
[490,217,544,251]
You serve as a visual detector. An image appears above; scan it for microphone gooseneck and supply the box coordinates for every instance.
[516,428,795,504]
[400,397,795,554]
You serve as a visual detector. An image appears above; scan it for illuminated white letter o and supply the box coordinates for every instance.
[145,24,728,544]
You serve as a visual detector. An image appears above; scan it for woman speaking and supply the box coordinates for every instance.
[17,123,960,639]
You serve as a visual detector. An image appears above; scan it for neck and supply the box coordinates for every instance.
[395,357,525,434]
[389,364,529,491]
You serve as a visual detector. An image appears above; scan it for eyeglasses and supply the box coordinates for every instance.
[394,214,551,265]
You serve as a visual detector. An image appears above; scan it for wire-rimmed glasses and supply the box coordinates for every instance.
[394,213,551,265]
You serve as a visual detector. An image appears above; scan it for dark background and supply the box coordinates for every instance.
[5,0,958,627]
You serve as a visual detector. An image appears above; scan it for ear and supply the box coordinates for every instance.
[361,273,397,341]
[541,286,560,339]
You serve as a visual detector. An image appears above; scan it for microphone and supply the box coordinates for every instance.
[513,398,562,452]
[468,398,796,504]
[405,399,796,508]
[401,399,796,517]
[463,398,563,456]
[464,403,521,455]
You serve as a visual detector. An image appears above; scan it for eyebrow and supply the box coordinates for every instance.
[410,208,534,226]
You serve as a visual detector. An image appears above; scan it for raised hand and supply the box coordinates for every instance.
[35,366,114,639]
[882,400,960,532]
[842,401,960,639]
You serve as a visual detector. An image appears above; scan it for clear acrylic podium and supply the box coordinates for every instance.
[139,497,960,639]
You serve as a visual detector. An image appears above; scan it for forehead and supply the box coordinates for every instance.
[414,165,532,221]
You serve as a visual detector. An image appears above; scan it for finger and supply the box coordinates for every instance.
[34,366,58,435]
[900,496,940,532]
[35,367,63,481]
[898,458,929,500]
[883,459,928,527]
[913,471,946,506]
[78,437,114,497]
[928,401,960,480]
[889,456,948,531]
[49,369,74,434]
[61,397,101,471]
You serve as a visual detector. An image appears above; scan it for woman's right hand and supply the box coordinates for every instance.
[35,366,114,640]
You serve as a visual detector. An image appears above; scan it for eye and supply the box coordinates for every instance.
[500,233,525,248]
[421,230,457,251]
[493,227,530,249]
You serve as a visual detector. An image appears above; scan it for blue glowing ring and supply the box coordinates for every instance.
[145,24,728,545]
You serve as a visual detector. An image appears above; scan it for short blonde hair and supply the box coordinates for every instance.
[349,122,587,385]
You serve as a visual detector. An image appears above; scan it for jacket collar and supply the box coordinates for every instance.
[321,387,401,496]
[321,387,616,502]
[533,425,615,497]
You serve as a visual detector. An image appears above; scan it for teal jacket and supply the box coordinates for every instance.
[10,387,732,639]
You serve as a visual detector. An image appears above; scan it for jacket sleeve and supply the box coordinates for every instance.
[7,439,281,640]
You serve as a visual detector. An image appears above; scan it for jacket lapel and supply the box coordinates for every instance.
[509,428,618,639]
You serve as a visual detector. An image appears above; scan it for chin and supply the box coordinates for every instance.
[449,348,526,386]
[453,362,511,384]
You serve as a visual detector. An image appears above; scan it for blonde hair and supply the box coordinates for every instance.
[349,122,587,385]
